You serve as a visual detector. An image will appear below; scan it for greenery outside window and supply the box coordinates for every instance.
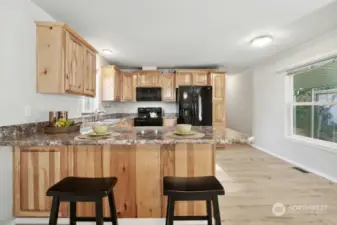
[287,57,337,147]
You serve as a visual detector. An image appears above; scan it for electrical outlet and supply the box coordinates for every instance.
[24,106,32,117]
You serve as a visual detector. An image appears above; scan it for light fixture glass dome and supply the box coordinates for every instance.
[251,35,273,47]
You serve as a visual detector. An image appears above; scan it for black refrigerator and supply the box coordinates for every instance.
[176,86,212,126]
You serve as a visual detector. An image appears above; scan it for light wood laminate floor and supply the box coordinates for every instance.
[17,145,337,225]
[216,145,337,225]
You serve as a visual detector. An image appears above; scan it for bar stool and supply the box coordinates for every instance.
[163,176,225,225]
[46,176,118,225]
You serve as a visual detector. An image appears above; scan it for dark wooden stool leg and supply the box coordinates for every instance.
[95,199,104,225]
[212,196,221,225]
[70,201,77,225]
[167,196,175,225]
[48,197,60,225]
[206,200,213,225]
[108,192,118,225]
[165,197,170,225]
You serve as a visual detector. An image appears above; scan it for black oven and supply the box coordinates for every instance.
[136,88,162,101]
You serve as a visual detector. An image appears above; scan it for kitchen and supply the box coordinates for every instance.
[0,20,245,225]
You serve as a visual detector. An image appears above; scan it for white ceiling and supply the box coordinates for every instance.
[32,0,337,72]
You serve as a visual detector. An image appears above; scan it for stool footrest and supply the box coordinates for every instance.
[74,217,114,222]
[174,216,208,221]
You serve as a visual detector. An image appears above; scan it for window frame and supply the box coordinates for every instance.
[286,66,337,152]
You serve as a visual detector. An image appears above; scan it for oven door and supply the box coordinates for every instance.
[134,118,163,126]
[136,88,162,101]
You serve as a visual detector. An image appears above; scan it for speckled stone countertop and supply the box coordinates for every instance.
[0,126,249,146]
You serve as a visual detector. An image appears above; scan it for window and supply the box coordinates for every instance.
[287,57,337,147]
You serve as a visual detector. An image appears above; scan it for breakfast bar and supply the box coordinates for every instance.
[0,126,246,219]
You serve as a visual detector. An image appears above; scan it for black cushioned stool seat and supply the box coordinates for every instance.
[164,176,225,225]
[46,177,118,225]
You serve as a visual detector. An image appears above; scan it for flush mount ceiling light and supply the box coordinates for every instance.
[250,35,273,47]
[101,49,115,55]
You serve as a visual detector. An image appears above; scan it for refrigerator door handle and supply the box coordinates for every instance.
[198,95,202,121]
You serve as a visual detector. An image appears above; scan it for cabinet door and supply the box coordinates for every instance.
[162,74,175,102]
[137,71,151,87]
[163,118,177,127]
[101,67,120,101]
[193,72,209,86]
[211,73,225,99]
[83,48,96,96]
[121,72,134,101]
[65,32,84,94]
[212,99,225,124]
[115,69,121,101]
[176,72,193,87]
[150,71,161,86]
[14,146,70,217]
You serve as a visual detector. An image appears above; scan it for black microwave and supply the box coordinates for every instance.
[136,88,162,101]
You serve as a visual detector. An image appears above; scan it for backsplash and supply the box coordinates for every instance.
[102,102,176,114]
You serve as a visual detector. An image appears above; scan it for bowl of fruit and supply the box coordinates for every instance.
[44,118,80,134]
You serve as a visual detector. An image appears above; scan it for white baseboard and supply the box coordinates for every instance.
[14,218,208,225]
[252,144,337,183]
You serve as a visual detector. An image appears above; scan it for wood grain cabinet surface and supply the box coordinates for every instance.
[211,72,226,126]
[137,71,161,87]
[14,144,215,218]
[101,66,121,101]
[175,71,193,87]
[193,71,209,86]
[36,22,97,97]
[161,73,175,102]
[121,72,136,102]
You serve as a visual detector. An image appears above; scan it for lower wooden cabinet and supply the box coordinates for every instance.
[13,146,71,217]
[14,144,215,218]
[163,118,177,127]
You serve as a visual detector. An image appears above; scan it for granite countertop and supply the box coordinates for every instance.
[0,126,249,146]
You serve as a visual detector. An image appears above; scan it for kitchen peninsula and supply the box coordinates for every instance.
[0,126,247,219]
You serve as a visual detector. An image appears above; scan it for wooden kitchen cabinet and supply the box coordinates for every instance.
[121,72,135,101]
[13,146,71,217]
[101,66,121,101]
[83,47,96,96]
[212,99,225,124]
[36,22,97,97]
[175,70,193,87]
[193,71,209,86]
[163,118,177,127]
[211,72,225,99]
[162,73,175,102]
[137,71,161,87]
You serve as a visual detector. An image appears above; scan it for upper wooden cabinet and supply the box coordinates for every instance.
[83,47,96,96]
[162,73,175,102]
[138,71,161,87]
[211,73,225,99]
[175,71,193,87]
[121,72,136,102]
[175,70,209,87]
[193,71,209,86]
[101,66,121,101]
[36,22,97,97]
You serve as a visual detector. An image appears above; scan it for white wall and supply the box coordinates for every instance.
[0,0,107,127]
[226,71,253,135]
[104,102,176,114]
[252,29,337,182]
